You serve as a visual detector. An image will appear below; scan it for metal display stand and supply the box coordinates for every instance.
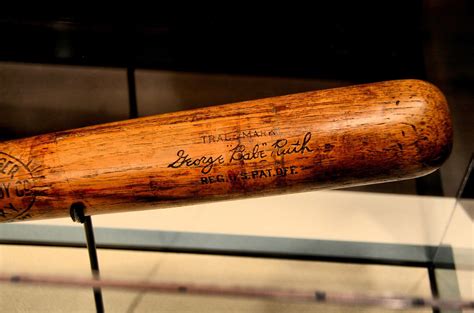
[70,202,104,313]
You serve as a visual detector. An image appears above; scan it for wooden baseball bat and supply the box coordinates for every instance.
[0,79,452,223]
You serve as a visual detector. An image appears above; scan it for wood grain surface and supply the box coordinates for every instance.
[0,80,452,222]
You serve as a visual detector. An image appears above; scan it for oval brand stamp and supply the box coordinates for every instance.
[0,152,35,221]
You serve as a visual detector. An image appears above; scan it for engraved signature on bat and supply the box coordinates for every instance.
[168,132,314,174]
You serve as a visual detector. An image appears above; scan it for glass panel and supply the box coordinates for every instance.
[0,245,436,312]
[434,156,474,304]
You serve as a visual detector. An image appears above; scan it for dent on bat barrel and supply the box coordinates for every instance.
[0,79,452,222]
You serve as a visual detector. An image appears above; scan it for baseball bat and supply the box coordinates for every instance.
[0,79,452,223]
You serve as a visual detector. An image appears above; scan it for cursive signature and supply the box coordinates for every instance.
[229,143,267,163]
[168,132,315,174]
[271,132,313,156]
[167,150,225,174]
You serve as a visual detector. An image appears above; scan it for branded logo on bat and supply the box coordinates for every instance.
[0,153,36,221]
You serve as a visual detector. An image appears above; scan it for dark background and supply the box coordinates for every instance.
[0,4,427,80]
[0,1,472,196]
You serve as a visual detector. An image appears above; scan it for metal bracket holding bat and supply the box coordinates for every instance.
[70,202,104,313]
